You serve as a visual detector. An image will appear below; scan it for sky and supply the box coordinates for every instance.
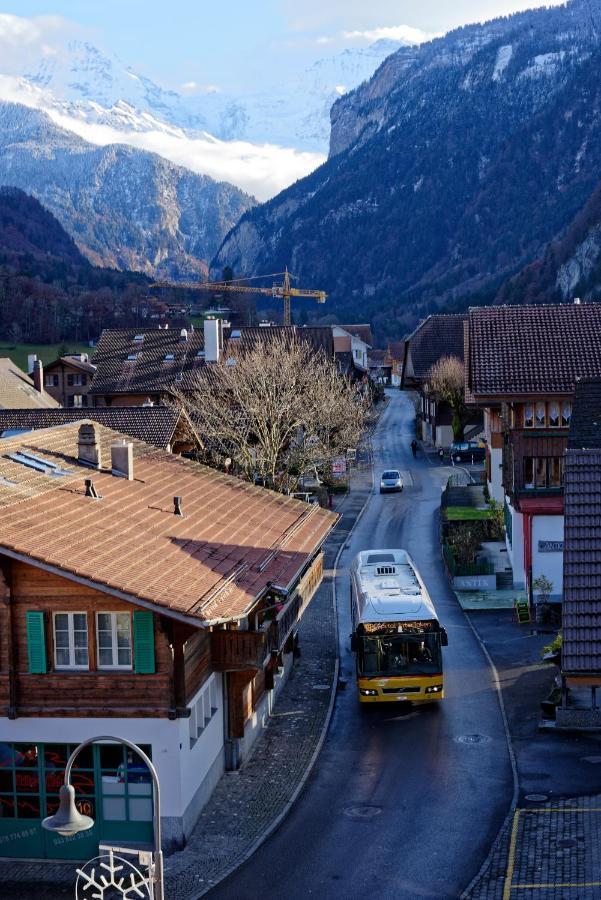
[0,1,567,94]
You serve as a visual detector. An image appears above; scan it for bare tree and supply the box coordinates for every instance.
[426,355,467,441]
[174,334,366,492]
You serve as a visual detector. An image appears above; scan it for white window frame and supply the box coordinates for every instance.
[96,612,133,670]
[53,612,89,670]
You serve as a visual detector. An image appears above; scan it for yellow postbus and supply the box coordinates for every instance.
[350,549,448,704]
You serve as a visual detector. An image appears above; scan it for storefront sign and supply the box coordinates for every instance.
[331,457,347,477]
[538,540,563,553]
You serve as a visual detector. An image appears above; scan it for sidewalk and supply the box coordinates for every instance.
[462,609,601,900]
[0,465,373,900]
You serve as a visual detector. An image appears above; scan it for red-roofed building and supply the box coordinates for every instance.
[0,422,336,859]
[465,303,601,602]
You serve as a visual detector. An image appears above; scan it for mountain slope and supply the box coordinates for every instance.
[213,0,601,338]
[0,101,255,280]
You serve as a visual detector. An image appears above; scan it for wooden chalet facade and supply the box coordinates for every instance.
[466,303,601,601]
[0,422,335,860]
[41,354,96,408]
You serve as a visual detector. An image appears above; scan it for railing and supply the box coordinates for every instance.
[443,543,494,577]
[211,630,267,672]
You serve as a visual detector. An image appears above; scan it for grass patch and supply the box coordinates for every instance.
[443,506,492,521]
[0,342,91,372]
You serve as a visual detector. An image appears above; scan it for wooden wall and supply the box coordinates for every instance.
[2,560,178,718]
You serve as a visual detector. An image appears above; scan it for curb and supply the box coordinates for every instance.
[435,507,519,899]
[192,444,375,899]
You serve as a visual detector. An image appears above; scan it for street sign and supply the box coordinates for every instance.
[514,598,531,624]
[332,457,347,476]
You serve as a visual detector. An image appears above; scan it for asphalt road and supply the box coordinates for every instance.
[210,390,514,900]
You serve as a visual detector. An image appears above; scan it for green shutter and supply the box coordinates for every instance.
[133,611,156,674]
[26,611,47,674]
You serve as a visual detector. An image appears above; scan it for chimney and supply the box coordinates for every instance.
[174,496,183,516]
[27,353,37,375]
[574,297,582,305]
[204,316,222,363]
[32,359,43,393]
[180,328,188,342]
[78,423,102,469]
[111,440,134,480]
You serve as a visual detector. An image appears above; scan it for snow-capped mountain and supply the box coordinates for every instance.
[0,37,405,199]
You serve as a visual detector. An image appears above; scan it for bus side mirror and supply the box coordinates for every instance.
[441,628,448,647]
[350,634,357,652]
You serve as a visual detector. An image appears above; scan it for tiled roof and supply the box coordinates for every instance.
[386,341,405,362]
[405,314,467,380]
[568,379,601,449]
[340,324,373,346]
[0,407,192,449]
[0,358,59,409]
[45,355,97,375]
[0,423,336,624]
[467,304,601,397]
[368,349,388,365]
[90,326,335,396]
[90,327,207,396]
[562,448,601,674]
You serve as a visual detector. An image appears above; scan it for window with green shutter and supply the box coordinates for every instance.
[26,611,47,674]
[133,610,155,674]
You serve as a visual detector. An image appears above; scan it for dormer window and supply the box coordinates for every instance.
[196,350,205,358]
[133,334,144,342]
[164,353,175,361]
[126,354,138,362]
[175,373,183,383]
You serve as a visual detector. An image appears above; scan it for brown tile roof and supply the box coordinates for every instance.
[339,324,373,346]
[90,325,335,396]
[386,341,405,362]
[467,304,601,397]
[568,379,601,450]
[562,448,601,674]
[405,314,467,381]
[0,407,193,450]
[90,327,206,396]
[0,358,59,410]
[0,423,336,624]
[45,355,97,375]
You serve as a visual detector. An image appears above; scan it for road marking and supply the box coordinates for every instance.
[502,809,520,900]
[511,883,601,890]
[400,470,414,487]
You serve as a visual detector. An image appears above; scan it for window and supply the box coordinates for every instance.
[96,612,132,669]
[562,401,572,427]
[53,613,88,669]
[535,402,546,427]
[523,457,564,490]
[67,374,83,387]
[524,404,534,428]
[548,401,560,427]
[81,374,87,386]
[189,676,219,746]
[44,374,59,388]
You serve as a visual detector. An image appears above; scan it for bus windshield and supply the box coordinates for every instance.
[358,633,441,677]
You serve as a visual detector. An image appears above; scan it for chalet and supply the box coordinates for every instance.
[0,422,335,860]
[400,314,480,448]
[39,353,96,408]
[384,341,405,387]
[368,349,391,384]
[560,378,601,725]
[465,303,601,601]
[89,320,341,407]
[0,406,202,454]
[0,359,58,410]
[332,325,371,374]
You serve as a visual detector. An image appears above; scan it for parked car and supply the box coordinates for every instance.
[450,441,486,463]
[380,469,403,493]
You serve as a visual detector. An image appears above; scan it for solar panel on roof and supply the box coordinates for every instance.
[7,451,73,477]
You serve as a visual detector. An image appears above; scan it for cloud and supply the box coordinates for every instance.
[342,24,440,44]
[180,81,198,92]
[0,13,76,70]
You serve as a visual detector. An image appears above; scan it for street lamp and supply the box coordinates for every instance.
[42,735,164,900]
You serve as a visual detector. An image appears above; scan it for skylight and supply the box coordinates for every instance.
[126,354,139,361]
[196,350,205,358]
[164,353,175,361]
[133,334,145,342]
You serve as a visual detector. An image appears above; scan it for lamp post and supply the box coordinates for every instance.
[41,735,164,900]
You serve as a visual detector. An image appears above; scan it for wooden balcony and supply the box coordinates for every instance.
[211,629,268,672]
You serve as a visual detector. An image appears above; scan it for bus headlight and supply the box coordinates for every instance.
[360,688,378,696]
[425,685,443,694]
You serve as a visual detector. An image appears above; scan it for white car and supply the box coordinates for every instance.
[380,470,403,493]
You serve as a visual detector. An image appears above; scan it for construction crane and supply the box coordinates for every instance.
[152,268,326,326]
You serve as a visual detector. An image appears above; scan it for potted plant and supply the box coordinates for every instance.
[532,574,553,624]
